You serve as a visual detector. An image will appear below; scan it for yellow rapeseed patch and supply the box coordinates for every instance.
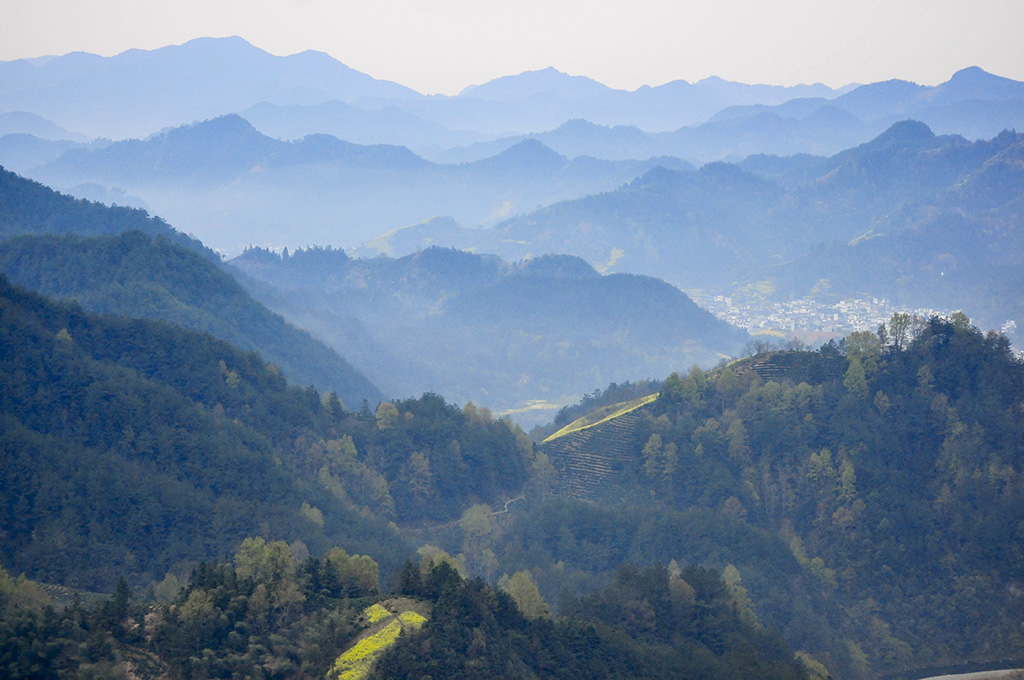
[327,606,429,680]
[329,620,402,680]
[363,603,390,624]
[397,610,427,629]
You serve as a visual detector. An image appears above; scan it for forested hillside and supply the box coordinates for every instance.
[501,315,1024,678]
[0,276,535,591]
[373,560,807,680]
[0,165,382,406]
[0,540,810,680]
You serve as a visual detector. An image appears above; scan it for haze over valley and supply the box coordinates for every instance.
[2,26,1024,680]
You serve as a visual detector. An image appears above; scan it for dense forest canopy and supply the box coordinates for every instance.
[0,275,533,592]
[3,262,1023,680]
[518,314,1024,679]
[0,541,811,680]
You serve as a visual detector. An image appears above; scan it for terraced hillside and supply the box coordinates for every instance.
[540,351,848,502]
[730,350,846,384]
[542,404,650,502]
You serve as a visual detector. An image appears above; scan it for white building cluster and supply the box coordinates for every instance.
[695,294,955,336]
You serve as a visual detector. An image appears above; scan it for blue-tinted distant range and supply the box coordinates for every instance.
[2,37,1022,252]
[2,0,1023,96]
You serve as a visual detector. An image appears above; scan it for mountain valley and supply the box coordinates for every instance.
[1,35,1023,680]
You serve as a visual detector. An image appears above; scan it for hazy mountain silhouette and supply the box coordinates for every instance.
[0,37,419,138]
[240,100,483,150]
[4,38,1021,165]
[0,134,84,175]
[231,246,746,425]
[0,37,851,143]
[418,68,1024,164]
[0,111,86,141]
[459,67,615,100]
[26,115,692,253]
[718,67,1024,147]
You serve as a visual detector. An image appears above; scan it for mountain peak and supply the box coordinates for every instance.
[459,68,613,101]
[940,65,1024,100]
[554,118,602,132]
[154,36,266,59]
[872,119,936,146]
[515,254,598,279]
[950,65,990,80]
[495,138,566,163]
[164,114,261,141]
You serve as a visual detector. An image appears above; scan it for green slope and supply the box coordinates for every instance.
[523,324,1024,678]
[0,165,382,407]
[0,275,407,590]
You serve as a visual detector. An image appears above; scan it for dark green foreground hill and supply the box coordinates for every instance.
[0,275,535,591]
[0,275,406,590]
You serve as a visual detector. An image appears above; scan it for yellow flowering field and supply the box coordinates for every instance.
[327,605,429,680]
[363,603,390,624]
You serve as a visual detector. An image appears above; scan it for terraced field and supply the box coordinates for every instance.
[542,406,649,502]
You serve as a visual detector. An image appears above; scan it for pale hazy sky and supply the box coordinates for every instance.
[1,0,1022,95]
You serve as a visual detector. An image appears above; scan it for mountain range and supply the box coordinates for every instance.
[0,37,845,140]
[15,114,691,253]
[426,67,1024,164]
[2,37,1021,166]
[0,36,419,140]
[3,36,1024,680]
[381,122,1024,344]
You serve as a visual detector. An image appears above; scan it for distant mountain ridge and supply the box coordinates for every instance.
[3,36,1022,170]
[426,66,1024,163]
[0,36,419,139]
[383,123,1024,342]
[0,37,852,140]
[24,114,694,253]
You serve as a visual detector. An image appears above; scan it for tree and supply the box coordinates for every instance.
[406,451,434,503]
[178,588,215,654]
[843,357,869,399]
[887,313,911,351]
[498,571,551,619]
[234,537,298,584]
[375,402,400,430]
[324,547,380,596]
[844,330,881,375]
[234,537,305,628]
[417,545,467,577]
[950,311,971,332]
[642,433,664,479]
[726,418,751,461]
[460,504,500,576]
[722,564,757,624]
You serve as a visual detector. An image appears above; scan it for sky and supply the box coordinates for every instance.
[1,0,1023,95]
